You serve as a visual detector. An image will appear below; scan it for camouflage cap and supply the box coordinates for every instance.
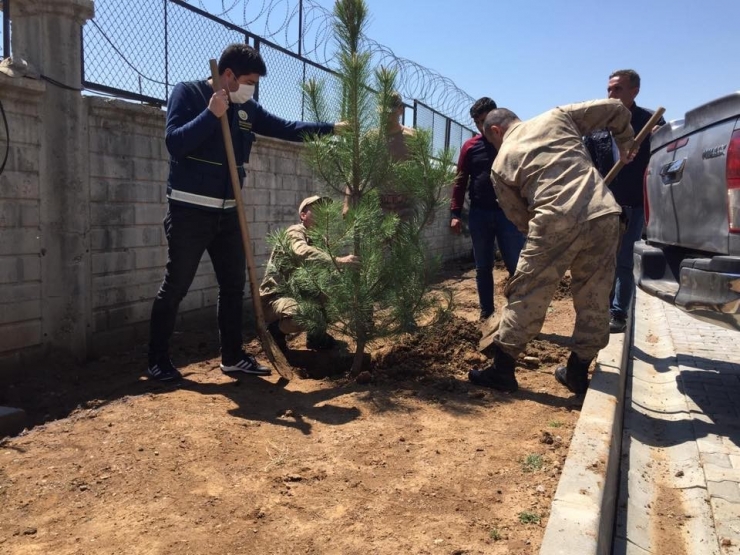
[298,195,330,214]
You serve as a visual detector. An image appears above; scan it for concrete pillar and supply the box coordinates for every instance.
[10,0,94,359]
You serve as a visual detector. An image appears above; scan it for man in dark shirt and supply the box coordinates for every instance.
[147,43,342,381]
[585,69,665,333]
[450,97,525,320]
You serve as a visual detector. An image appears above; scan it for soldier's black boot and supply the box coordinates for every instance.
[468,345,518,393]
[554,352,592,395]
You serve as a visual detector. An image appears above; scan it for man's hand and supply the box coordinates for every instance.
[337,254,360,267]
[450,218,462,234]
[208,89,229,118]
[334,121,351,134]
[619,147,636,164]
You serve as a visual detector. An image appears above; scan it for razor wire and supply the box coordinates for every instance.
[182,0,476,126]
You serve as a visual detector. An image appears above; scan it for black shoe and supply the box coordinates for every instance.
[609,315,627,333]
[220,352,272,376]
[268,321,288,352]
[468,367,518,393]
[554,352,591,395]
[479,309,494,322]
[147,358,182,382]
[306,333,337,351]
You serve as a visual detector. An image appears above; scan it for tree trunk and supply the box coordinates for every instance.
[350,338,366,376]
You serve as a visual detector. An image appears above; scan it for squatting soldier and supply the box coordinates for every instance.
[469,99,635,395]
[260,196,359,351]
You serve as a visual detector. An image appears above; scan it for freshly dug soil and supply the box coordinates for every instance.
[1,260,583,555]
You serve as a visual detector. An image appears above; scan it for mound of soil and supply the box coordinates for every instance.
[373,315,483,384]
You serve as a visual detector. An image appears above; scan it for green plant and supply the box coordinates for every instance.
[275,0,455,376]
[548,420,563,428]
[522,453,544,473]
[518,511,541,525]
[489,528,502,541]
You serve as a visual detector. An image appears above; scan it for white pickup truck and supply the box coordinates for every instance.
[633,91,740,330]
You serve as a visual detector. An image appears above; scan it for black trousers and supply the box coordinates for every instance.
[148,203,246,364]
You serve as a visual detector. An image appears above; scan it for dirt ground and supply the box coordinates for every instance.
[0,259,584,555]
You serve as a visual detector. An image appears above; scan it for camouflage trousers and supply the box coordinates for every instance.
[494,213,620,362]
[261,295,302,334]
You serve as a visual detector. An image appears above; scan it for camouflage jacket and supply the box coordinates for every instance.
[259,223,331,298]
[491,99,634,234]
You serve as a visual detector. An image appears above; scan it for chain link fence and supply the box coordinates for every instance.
[415,101,474,162]
[79,0,473,155]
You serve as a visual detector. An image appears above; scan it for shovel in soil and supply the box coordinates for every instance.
[209,59,294,380]
[478,107,666,357]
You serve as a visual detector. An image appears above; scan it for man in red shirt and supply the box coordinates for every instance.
[450,97,525,320]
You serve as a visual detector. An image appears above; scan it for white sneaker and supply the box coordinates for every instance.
[220,353,271,376]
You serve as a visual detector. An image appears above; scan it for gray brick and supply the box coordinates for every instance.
[0,255,41,284]
[90,180,108,202]
[0,228,40,256]
[190,273,218,291]
[20,204,40,227]
[93,282,158,309]
[91,251,135,275]
[0,282,40,304]
[90,226,162,251]
[0,299,41,325]
[3,112,40,145]
[90,203,135,227]
[107,300,152,328]
[135,203,167,225]
[107,181,163,204]
[178,291,203,313]
[202,286,219,306]
[0,170,40,200]
[244,187,270,209]
[89,153,134,179]
[93,309,108,333]
[93,268,162,291]
[132,158,169,182]
[134,247,167,270]
[6,144,40,173]
[0,320,41,352]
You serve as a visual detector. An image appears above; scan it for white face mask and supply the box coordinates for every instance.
[229,83,255,104]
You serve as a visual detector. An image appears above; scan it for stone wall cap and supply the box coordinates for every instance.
[0,57,40,79]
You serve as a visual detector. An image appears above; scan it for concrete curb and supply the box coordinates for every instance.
[539,313,633,555]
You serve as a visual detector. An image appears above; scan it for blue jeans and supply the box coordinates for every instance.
[610,205,644,320]
[148,203,246,365]
[468,206,526,316]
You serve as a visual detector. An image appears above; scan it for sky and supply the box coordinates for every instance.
[50,0,739,127]
[352,0,740,123]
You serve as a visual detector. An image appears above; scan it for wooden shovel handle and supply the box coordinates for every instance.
[209,59,293,379]
[604,106,666,186]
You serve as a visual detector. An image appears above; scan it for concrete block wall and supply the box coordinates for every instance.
[86,97,220,354]
[0,77,46,362]
[0,88,469,365]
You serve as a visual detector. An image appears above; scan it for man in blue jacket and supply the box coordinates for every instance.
[147,43,343,381]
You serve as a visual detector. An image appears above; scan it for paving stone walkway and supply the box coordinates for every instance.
[614,291,740,555]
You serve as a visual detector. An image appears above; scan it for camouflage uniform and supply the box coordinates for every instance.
[491,99,634,361]
[259,223,331,334]
[379,126,416,222]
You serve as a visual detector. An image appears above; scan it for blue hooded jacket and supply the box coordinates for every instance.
[165,80,334,210]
